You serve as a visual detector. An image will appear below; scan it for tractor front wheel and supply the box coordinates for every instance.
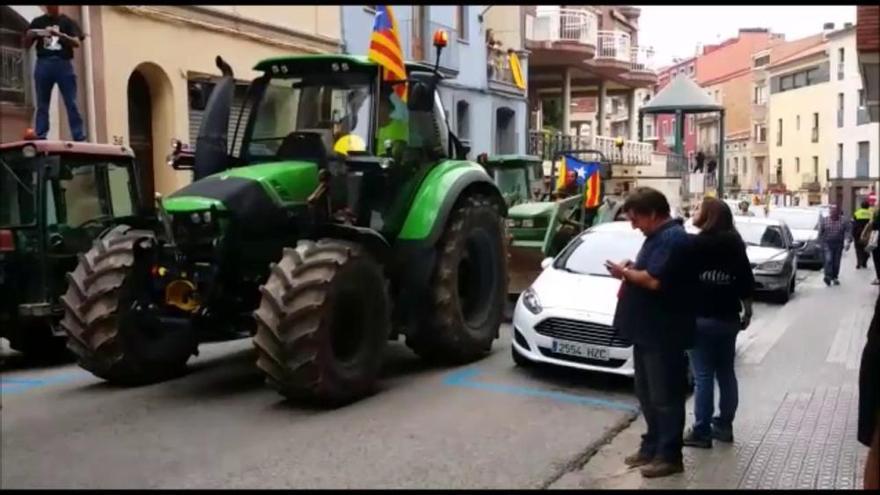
[252,240,390,406]
[60,225,197,385]
[406,194,508,363]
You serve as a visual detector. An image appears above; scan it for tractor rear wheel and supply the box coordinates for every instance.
[60,225,197,385]
[253,240,390,406]
[406,194,508,363]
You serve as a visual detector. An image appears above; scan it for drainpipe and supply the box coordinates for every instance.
[81,5,97,142]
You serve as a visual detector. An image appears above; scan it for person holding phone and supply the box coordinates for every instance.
[607,187,696,479]
[681,197,754,449]
[24,5,86,142]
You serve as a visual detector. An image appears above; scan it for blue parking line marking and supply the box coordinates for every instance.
[442,368,639,413]
[1,370,91,396]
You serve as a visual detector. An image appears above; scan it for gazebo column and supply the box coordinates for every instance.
[718,109,726,197]
[597,80,607,137]
[562,67,572,135]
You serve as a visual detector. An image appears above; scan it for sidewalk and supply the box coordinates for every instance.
[551,252,873,489]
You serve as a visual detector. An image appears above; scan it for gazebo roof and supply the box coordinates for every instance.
[640,74,723,114]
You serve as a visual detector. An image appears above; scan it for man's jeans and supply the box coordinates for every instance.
[688,317,739,438]
[34,57,86,141]
[634,344,687,463]
[823,242,844,280]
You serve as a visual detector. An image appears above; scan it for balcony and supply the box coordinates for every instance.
[526,8,598,66]
[487,49,525,94]
[800,173,821,192]
[624,46,658,85]
[0,46,26,105]
[397,20,459,75]
[811,127,819,143]
[858,107,871,125]
[527,131,652,166]
[594,30,632,68]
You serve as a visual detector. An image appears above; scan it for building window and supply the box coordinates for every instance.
[858,141,870,178]
[688,115,694,134]
[777,118,782,146]
[796,115,800,130]
[795,157,800,173]
[812,156,819,181]
[794,71,807,87]
[780,75,793,91]
[754,54,770,68]
[688,64,694,75]
[837,93,844,127]
[0,9,28,106]
[812,112,819,142]
[456,100,470,141]
[837,143,844,178]
[753,84,767,104]
[733,156,739,175]
[837,47,844,80]
[455,6,468,42]
[805,68,819,85]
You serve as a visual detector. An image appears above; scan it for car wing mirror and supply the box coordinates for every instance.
[541,257,554,270]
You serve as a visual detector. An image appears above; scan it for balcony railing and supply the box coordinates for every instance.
[858,107,871,125]
[596,30,631,63]
[857,158,870,179]
[800,173,820,191]
[397,20,459,73]
[528,8,598,47]
[836,160,843,178]
[811,127,819,143]
[1,46,26,105]
[630,46,656,73]
[487,49,522,90]
[527,131,652,165]
[665,153,688,177]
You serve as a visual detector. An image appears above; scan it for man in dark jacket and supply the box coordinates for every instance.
[24,5,86,141]
[606,187,696,478]
[859,289,880,489]
[853,201,873,269]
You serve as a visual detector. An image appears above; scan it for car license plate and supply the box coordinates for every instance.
[551,339,610,361]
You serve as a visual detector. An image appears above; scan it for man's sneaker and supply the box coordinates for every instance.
[824,277,831,286]
[711,424,734,443]
[623,451,654,468]
[640,460,684,478]
[682,427,712,448]
[832,279,841,286]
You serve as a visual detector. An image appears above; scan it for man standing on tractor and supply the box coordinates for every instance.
[25,5,87,142]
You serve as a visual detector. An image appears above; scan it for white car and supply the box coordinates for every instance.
[511,221,644,376]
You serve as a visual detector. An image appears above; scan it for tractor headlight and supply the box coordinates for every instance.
[522,219,534,228]
[190,212,201,224]
[755,260,785,274]
[22,144,37,158]
[506,218,518,228]
[522,287,543,315]
[202,210,212,224]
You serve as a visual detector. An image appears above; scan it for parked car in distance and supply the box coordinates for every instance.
[734,216,798,303]
[766,207,824,269]
[510,222,644,377]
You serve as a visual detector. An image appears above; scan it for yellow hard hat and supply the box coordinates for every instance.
[333,134,366,155]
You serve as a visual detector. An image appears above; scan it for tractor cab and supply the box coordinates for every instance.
[0,140,143,355]
[478,154,543,208]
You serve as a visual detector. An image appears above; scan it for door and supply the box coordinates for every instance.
[127,70,155,208]
[412,6,426,61]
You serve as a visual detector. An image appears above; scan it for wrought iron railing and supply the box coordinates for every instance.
[1,46,26,105]
[630,46,656,73]
[528,7,598,46]
[526,130,652,165]
[596,30,631,63]
[487,50,522,89]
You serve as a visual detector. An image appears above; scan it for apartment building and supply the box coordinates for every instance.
[767,33,833,206]
[827,25,880,213]
[523,5,659,196]
[341,5,529,157]
[857,6,879,123]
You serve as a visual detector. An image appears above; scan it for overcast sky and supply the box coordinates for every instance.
[636,5,857,67]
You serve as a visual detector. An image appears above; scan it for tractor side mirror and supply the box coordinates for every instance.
[407,77,436,113]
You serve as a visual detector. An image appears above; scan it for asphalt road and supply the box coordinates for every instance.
[2,323,640,489]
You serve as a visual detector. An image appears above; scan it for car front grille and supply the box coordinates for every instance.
[534,317,631,348]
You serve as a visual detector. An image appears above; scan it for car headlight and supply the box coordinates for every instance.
[522,287,543,315]
[756,260,785,273]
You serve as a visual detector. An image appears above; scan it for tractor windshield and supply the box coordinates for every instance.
[47,159,136,228]
[0,152,37,228]
[246,72,374,160]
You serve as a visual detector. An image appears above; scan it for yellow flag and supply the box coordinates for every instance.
[509,51,525,90]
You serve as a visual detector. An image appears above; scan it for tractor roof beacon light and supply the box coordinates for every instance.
[432,29,448,73]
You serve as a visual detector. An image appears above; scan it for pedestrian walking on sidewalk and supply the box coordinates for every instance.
[682,197,754,449]
[817,205,852,286]
[858,289,880,489]
[853,201,873,270]
[869,208,880,285]
[607,187,696,479]
[24,5,87,141]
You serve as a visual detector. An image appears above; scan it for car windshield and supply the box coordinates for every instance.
[557,229,645,276]
[246,73,374,159]
[735,220,786,249]
[768,209,819,230]
[0,153,37,228]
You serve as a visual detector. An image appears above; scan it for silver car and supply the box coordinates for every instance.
[766,207,824,269]
[734,216,798,303]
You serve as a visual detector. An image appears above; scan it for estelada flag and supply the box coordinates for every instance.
[563,155,602,208]
[368,6,407,102]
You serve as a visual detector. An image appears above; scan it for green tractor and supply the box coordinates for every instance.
[60,43,509,404]
[505,149,612,295]
[477,154,544,208]
[1,140,148,359]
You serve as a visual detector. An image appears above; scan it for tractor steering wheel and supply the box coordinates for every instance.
[76,215,114,231]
